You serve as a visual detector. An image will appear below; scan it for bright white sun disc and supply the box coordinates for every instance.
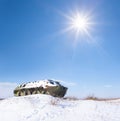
[71,15,89,31]
[60,10,95,40]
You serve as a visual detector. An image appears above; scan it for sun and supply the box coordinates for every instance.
[60,10,94,41]
[71,13,89,32]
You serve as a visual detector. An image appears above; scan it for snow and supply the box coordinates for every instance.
[0,94,120,121]
[17,79,61,89]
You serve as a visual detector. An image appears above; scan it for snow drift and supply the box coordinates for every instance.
[0,94,120,121]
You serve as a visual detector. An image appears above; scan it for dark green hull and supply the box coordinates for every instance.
[14,86,67,97]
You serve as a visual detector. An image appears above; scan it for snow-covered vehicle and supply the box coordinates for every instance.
[13,79,68,97]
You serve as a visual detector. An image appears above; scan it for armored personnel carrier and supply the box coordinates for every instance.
[14,79,68,97]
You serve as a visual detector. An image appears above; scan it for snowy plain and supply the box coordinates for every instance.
[0,94,120,121]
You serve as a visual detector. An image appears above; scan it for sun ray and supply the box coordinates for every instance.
[60,10,96,43]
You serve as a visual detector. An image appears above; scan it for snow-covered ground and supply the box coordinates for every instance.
[0,94,120,121]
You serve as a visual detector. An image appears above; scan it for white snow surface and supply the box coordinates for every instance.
[0,94,120,121]
[17,79,60,89]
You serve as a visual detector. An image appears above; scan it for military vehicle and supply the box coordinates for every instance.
[14,79,68,97]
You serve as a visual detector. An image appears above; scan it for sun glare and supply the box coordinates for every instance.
[71,14,89,32]
[60,10,95,41]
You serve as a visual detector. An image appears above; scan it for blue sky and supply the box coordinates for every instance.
[0,0,120,98]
